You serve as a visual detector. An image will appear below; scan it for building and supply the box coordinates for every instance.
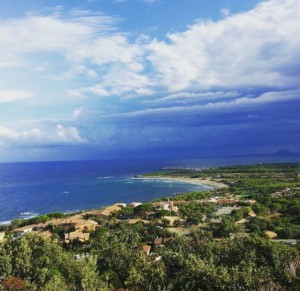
[159,201,179,212]
[217,198,239,205]
[241,199,257,204]
[74,220,98,232]
[160,202,170,211]
[118,203,127,208]
[97,204,124,216]
[64,231,90,243]
[154,237,173,246]
[130,202,142,208]
[265,231,277,239]
[142,245,151,256]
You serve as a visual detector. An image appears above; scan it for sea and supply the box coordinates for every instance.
[0,156,299,223]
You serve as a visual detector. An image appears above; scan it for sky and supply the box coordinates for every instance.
[0,0,299,162]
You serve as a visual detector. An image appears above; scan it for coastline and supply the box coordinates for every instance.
[0,174,226,224]
[135,175,228,189]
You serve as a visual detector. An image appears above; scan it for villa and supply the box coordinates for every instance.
[65,231,90,243]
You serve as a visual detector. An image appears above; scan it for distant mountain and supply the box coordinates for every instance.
[272,149,295,156]
[246,149,300,157]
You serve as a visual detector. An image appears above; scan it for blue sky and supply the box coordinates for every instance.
[0,0,299,162]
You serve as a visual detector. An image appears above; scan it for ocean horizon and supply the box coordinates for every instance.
[1,156,299,223]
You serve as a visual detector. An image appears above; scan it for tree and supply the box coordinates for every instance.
[173,219,181,227]
[133,203,153,219]
[155,210,170,218]
[94,226,143,289]
[0,234,101,290]
[161,218,171,227]
[2,276,27,291]
[270,203,281,214]
[81,260,108,291]
[43,275,68,291]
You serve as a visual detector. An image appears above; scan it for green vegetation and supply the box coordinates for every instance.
[1,163,300,290]
[154,190,212,202]
[179,202,216,225]
[0,234,105,290]
[1,226,298,290]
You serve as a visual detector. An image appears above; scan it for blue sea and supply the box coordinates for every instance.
[0,156,299,223]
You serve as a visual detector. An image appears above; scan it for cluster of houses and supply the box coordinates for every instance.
[7,217,99,244]
[0,196,255,243]
[4,195,299,248]
[271,187,300,198]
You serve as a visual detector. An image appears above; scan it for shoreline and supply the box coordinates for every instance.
[135,175,228,189]
[0,175,226,224]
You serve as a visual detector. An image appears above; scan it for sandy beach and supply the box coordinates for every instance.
[136,176,228,189]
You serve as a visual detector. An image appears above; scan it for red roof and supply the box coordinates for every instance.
[143,245,151,253]
[154,237,173,245]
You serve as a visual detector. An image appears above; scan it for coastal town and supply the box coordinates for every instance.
[1,165,299,252]
[1,195,259,246]
[1,163,300,290]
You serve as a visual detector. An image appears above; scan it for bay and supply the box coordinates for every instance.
[0,156,299,223]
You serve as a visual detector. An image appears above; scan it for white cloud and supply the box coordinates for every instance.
[70,65,154,98]
[0,12,142,71]
[110,88,300,118]
[147,0,300,91]
[72,108,84,120]
[0,0,299,103]
[220,8,230,17]
[0,90,33,103]
[0,10,149,98]
[145,91,239,104]
[0,124,87,148]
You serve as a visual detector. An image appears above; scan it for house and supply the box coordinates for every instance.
[160,202,170,211]
[142,245,151,256]
[0,232,5,242]
[14,225,34,236]
[264,231,277,239]
[118,203,127,208]
[217,198,239,205]
[97,204,124,216]
[215,206,240,216]
[199,197,218,203]
[64,231,90,243]
[154,237,163,245]
[130,202,142,208]
[74,220,98,232]
[154,237,173,246]
[248,210,256,217]
[241,199,257,204]
[159,201,179,212]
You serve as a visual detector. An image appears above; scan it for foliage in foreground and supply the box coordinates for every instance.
[1,163,300,290]
[0,234,106,291]
[0,229,299,290]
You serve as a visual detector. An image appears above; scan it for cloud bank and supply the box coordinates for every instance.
[0,0,299,159]
[0,125,87,148]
